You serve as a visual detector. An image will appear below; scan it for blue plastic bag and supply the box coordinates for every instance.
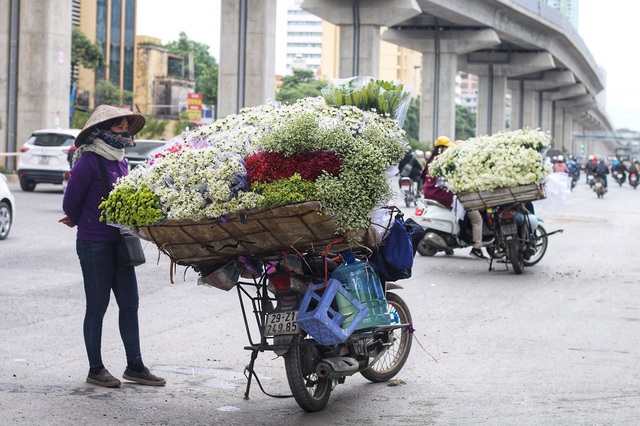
[382,217,414,270]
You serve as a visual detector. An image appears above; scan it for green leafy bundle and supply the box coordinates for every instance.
[99,183,165,226]
[322,77,411,122]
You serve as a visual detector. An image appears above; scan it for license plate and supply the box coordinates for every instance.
[595,182,603,188]
[501,222,517,235]
[401,183,410,188]
[264,311,298,336]
[632,176,637,182]
[38,156,50,165]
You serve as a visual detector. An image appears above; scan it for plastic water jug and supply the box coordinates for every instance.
[331,251,390,330]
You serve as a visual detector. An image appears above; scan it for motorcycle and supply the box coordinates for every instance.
[614,171,626,186]
[594,176,606,198]
[485,203,539,274]
[586,172,595,188]
[412,199,494,256]
[233,247,414,412]
[630,173,638,189]
[399,176,419,207]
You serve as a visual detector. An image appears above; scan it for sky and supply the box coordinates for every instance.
[137,0,639,131]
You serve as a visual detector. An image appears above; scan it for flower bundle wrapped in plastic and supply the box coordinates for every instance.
[100,96,406,233]
[321,76,412,126]
[429,128,553,193]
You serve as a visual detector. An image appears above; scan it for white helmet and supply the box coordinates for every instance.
[557,155,564,162]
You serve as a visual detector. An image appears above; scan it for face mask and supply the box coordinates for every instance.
[96,129,134,149]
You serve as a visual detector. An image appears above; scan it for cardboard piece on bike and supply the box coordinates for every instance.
[136,201,378,266]
[457,184,546,210]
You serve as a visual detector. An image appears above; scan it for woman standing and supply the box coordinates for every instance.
[59,105,165,388]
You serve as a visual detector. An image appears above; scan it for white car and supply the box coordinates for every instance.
[0,173,16,240]
[124,139,173,170]
[17,128,81,191]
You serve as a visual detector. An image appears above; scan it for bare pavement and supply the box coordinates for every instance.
[0,180,639,425]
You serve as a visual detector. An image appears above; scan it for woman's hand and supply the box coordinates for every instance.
[58,215,75,228]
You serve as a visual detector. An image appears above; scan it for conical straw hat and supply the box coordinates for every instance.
[75,105,146,147]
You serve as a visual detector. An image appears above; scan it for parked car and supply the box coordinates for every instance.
[17,128,81,191]
[124,139,172,170]
[0,173,16,240]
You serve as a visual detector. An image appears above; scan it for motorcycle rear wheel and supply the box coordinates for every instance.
[360,292,413,383]
[507,240,524,274]
[284,332,332,412]
[523,225,548,266]
[417,239,438,256]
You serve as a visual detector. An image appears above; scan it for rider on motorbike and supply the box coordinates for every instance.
[613,160,628,181]
[585,155,597,183]
[594,158,609,190]
[421,136,487,259]
[567,156,580,181]
[398,147,423,192]
[553,155,571,175]
[629,160,640,176]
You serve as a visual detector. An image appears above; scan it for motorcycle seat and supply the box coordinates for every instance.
[424,199,451,210]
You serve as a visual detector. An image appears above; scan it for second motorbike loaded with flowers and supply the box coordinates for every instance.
[416,128,559,273]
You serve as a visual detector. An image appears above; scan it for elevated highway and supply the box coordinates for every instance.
[301,0,615,153]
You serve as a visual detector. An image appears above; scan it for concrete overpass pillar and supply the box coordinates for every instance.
[460,52,555,136]
[219,0,277,117]
[509,81,538,130]
[554,93,596,152]
[553,106,565,150]
[564,113,574,154]
[540,97,554,133]
[0,0,71,167]
[302,0,421,77]
[419,52,458,142]
[338,24,380,77]
[477,72,508,136]
[382,28,500,143]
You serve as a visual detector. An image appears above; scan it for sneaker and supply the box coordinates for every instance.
[122,367,166,386]
[87,368,121,388]
[470,248,487,259]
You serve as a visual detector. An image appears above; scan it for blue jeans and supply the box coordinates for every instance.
[76,239,142,369]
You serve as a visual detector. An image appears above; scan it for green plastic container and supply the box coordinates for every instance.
[331,251,390,330]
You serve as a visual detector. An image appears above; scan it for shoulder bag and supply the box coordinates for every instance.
[96,155,146,267]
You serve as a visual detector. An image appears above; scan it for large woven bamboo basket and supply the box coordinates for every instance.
[457,184,546,210]
[136,201,378,267]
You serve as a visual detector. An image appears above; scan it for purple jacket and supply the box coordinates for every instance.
[62,152,128,241]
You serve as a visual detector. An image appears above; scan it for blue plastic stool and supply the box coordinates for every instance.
[296,279,370,346]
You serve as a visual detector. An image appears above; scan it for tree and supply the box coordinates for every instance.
[276,68,327,104]
[94,79,135,107]
[71,27,104,70]
[165,32,218,107]
[139,115,169,140]
[403,98,420,146]
[71,28,104,122]
[401,101,476,148]
[455,104,476,141]
[172,111,192,136]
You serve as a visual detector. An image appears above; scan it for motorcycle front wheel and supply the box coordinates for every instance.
[284,332,332,412]
[523,225,548,266]
[360,292,413,382]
